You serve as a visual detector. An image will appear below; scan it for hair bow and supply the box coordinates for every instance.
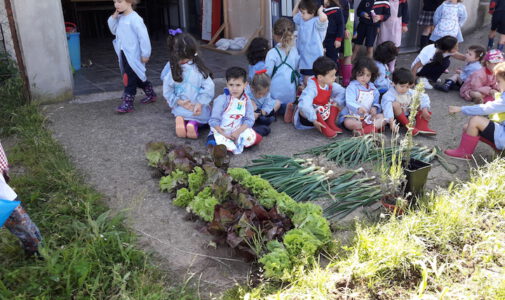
[168,28,183,36]
[255,69,267,74]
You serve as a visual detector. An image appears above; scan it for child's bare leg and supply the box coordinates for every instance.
[498,33,505,51]
[352,44,362,62]
[373,113,386,128]
[469,91,484,103]
[366,47,374,58]
[392,102,403,116]
[466,116,490,136]
[344,118,362,135]
[273,100,281,112]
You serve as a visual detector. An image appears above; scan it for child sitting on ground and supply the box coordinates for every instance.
[459,49,504,103]
[340,57,386,135]
[208,67,262,154]
[382,68,436,135]
[435,45,485,92]
[411,35,462,89]
[245,70,281,136]
[246,37,269,81]
[162,32,214,139]
[445,61,505,159]
[266,17,301,123]
[374,41,399,95]
[294,56,345,138]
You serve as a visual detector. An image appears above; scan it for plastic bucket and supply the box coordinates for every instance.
[67,32,81,71]
[404,158,432,196]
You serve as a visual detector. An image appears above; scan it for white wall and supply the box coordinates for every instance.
[11,0,73,102]
[0,1,17,61]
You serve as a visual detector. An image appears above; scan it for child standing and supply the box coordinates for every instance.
[294,56,346,138]
[246,38,269,81]
[445,62,505,159]
[0,142,42,257]
[377,0,409,72]
[488,0,505,51]
[323,0,345,63]
[417,0,445,50]
[162,33,214,139]
[459,50,504,103]
[108,0,156,113]
[208,67,262,154]
[430,0,468,43]
[435,45,485,92]
[245,70,281,136]
[293,0,329,81]
[373,41,399,95]
[341,57,386,135]
[382,68,436,135]
[411,35,460,89]
[265,18,301,123]
[352,0,391,60]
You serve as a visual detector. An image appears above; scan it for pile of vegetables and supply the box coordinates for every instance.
[246,155,382,220]
[145,142,332,280]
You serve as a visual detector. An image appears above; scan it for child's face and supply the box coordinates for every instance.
[496,76,505,92]
[317,69,337,86]
[300,9,315,21]
[227,78,247,98]
[253,87,269,98]
[465,50,479,63]
[486,61,499,71]
[356,68,372,86]
[393,83,410,95]
[114,0,132,13]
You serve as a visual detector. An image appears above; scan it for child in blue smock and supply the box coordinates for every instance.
[265,18,301,123]
[293,0,328,82]
[108,0,156,113]
[245,70,281,137]
[208,67,262,155]
[294,56,345,138]
[435,45,485,92]
[381,68,436,135]
[340,57,386,135]
[445,62,505,159]
[161,32,214,139]
[246,38,269,81]
[430,0,467,43]
[373,41,398,95]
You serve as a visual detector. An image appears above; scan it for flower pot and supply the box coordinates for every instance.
[404,158,432,196]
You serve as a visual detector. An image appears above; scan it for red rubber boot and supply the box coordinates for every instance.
[317,113,338,138]
[325,106,343,133]
[444,132,480,160]
[414,111,436,135]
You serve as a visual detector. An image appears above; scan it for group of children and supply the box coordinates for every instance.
[107,0,505,159]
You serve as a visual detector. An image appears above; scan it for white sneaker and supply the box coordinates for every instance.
[419,77,433,89]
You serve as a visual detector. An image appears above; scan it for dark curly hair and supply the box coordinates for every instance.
[299,0,319,15]
[352,56,379,82]
[373,41,398,64]
[246,37,269,65]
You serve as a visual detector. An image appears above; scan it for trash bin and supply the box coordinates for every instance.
[65,22,81,71]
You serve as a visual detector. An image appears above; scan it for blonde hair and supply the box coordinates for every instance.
[125,0,139,5]
[494,62,505,80]
[273,18,295,51]
[251,72,271,92]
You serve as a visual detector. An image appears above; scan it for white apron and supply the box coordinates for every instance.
[432,4,460,38]
[212,95,257,154]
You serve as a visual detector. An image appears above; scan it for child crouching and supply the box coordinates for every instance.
[459,49,504,103]
[294,56,345,138]
[445,62,505,159]
[245,70,281,136]
[208,67,262,154]
[341,57,386,136]
[382,68,436,135]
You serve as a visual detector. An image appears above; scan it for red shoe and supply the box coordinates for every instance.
[362,122,375,135]
[341,64,353,87]
[284,103,294,123]
[317,113,338,138]
[444,132,480,160]
[395,112,419,135]
[325,106,343,133]
[480,136,499,151]
[414,111,436,135]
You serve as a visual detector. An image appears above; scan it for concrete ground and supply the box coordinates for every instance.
[43,26,499,296]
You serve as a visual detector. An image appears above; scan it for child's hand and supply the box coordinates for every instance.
[334,40,342,49]
[141,57,149,63]
[313,120,326,132]
[318,5,324,16]
[112,10,120,18]
[402,25,408,33]
[358,107,367,116]
[372,15,381,23]
[448,106,461,114]
[370,107,377,116]
[362,12,370,19]
[193,103,202,116]
[230,130,241,141]
[421,108,431,121]
[344,30,351,39]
